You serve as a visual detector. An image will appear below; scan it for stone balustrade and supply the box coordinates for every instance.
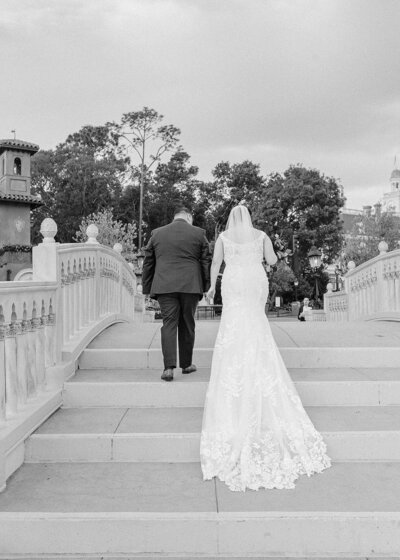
[0,219,137,489]
[324,287,349,322]
[0,282,57,422]
[325,242,400,321]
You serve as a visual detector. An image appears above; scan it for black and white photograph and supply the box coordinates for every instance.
[1,0,400,557]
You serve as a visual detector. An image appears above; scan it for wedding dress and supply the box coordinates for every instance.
[200,208,331,492]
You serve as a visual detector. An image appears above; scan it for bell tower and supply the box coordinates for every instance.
[0,138,42,280]
[0,138,39,196]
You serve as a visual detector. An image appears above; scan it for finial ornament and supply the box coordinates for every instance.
[85,224,99,244]
[348,261,356,270]
[113,243,123,254]
[378,240,388,254]
[40,218,57,243]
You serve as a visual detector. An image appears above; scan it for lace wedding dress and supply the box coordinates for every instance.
[200,230,331,492]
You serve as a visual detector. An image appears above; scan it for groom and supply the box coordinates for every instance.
[142,205,211,381]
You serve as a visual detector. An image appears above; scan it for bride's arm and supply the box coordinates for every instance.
[263,234,278,265]
[207,236,224,299]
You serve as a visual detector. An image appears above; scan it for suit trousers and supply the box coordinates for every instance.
[157,292,199,369]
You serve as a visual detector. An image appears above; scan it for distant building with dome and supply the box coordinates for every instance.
[381,159,400,214]
[341,158,400,238]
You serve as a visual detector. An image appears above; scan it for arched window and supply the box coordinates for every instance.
[13,157,22,175]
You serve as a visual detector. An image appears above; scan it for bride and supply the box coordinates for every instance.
[200,205,331,492]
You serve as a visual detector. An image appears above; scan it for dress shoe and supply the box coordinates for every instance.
[161,368,174,381]
[182,364,197,374]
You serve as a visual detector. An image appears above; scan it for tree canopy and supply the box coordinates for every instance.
[196,160,266,240]
[252,165,345,267]
[30,108,348,309]
[31,125,127,243]
[109,107,181,248]
[344,210,400,266]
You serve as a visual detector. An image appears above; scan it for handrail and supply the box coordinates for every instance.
[0,219,137,489]
[324,242,400,321]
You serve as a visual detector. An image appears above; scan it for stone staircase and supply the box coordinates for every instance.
[1,322,400,558]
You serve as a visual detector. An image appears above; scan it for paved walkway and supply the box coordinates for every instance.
[89,319,400,350]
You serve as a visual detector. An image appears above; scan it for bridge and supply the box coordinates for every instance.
[0,222,400,558]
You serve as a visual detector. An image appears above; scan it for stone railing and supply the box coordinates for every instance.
[324,288,349,322]
[324,241,400,321]
[0,219,137,489]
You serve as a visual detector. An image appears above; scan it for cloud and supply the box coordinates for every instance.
[1,0,400,209]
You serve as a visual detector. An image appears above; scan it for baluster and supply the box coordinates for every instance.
[61,262,69,345]
[35,300,46,391]
[83,257,89,326]
[67,260,73,339]
[48,299,56,367]
[99,257,103,317]
[73,259,79,335]
[92,256,98,321]
[78,258,83,329]
[104,261,107,315]
[15,305,28,407]
[5,305,18,417]
[105,259,109,314]
[88,257,94,322]
[113,261,117,312]
[0,306,6,424]
[395,270,400,312]
[105,259,110,314]
[109,259,113,313]
[362,281,367,317]
[27,303,38,398]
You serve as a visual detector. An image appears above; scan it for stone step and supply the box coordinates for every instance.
[78,346,400,369]
[64,367,400,407]
[0,462,399,556]
[5,557,393,560]
[25,406,400,463]
[2,556,397,560]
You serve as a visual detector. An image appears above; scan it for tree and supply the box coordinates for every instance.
[109,107,181,249]
[344,210,400,266]
[31,125,127,243]
[252,165,345,269]
[144,150,199,236]
[268,261,296,308]
[196,160,266,239]
[75,209,137,261]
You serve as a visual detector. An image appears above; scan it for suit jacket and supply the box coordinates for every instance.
[142,219,211,298]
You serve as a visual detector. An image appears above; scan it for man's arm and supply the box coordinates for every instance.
[141,236,156,295]
[200,233,211,293]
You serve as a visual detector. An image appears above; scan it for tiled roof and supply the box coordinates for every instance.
[0,139,39,154]
[0,193,42,207]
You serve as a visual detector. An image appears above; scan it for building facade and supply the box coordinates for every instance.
[0,138,41,280]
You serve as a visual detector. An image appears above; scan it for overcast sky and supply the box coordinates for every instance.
[1,0,400,209]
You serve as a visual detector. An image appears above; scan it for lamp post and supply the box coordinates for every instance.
[134,249,145,286]
[307,245,322,307]
[294,278,299,301]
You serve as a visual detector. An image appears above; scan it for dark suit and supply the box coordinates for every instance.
[142,219,211,369]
